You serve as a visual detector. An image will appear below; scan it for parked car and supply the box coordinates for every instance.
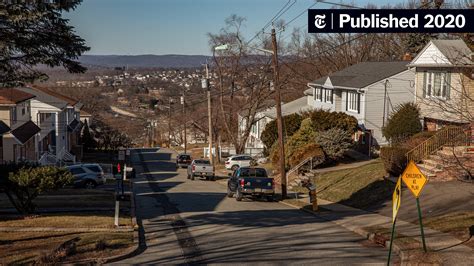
[227,167,275,202]
[225,155,256,171]
[66,164,106,189]
[176,154,192,168]
[187,159,215,181]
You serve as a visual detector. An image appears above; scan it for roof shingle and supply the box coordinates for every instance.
[0,88,35,105]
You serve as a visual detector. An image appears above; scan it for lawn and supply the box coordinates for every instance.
[0,211,132,228]
[423,211,474,249]
[0,231,133,264]
[292,159,394,210]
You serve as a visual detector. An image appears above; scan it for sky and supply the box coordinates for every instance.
[65,0,406,56]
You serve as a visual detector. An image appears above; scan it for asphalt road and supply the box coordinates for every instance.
[117,148,390,265]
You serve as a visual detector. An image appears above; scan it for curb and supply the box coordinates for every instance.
[279,200,408,263]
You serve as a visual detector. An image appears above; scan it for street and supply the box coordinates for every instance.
[118,148,390,265]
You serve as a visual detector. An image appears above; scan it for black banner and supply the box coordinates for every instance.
[308,9,474,33]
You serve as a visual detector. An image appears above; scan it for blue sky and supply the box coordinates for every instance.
[65,0,405,55]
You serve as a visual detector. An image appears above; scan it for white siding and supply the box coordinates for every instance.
[411,42,451,65]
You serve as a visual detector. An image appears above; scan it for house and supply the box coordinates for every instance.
[307,61,415,146]
[407,39,473,131]
[241,95,315,150]
[0,88,40,163]
[16,86,83,163]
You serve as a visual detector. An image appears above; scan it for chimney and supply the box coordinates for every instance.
[402,52,413,61]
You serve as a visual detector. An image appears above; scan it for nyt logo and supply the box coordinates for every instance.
[314,14,326,29]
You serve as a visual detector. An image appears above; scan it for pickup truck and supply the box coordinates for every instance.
[187,159,215,181]
[227,167,275,202]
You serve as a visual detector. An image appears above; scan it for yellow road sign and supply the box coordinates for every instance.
[401,161,428,198]
[392,176,402,222]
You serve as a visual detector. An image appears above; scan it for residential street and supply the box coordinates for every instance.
[118,148,390,265]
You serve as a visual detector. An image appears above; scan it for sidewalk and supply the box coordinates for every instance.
[287,195,474,265]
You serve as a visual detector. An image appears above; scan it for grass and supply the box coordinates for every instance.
[0,211,132,228]
[364,225,443,264]
[0,231,133,264]
[424,211,474,248]
[291,159,394,210]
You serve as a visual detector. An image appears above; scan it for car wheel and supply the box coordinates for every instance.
[84,180,96,189]
[226,187,234,198]
[236,189,243,201]
[267,195,275,202]
[205,176,210,181]
[211,175,216,181]
[231,165,239,171]
[191,173,195,180]
[187,173,190,179]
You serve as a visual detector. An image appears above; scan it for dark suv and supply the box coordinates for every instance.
[176,154,192,168]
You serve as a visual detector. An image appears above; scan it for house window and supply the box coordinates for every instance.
[10,106,17,125]
[21,103,26,116]
[424,71,450,99]
[346,91,360,113]
[324,89,333,103]
[314,87,323,101]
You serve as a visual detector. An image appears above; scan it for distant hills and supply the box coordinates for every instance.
[78,54,211,69]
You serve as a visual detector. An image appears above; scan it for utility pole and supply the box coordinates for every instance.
[271,26,287,199]
[382,79,389,128]
[203,64,214,166]
[168,97,172,148]
[181,92,187,154]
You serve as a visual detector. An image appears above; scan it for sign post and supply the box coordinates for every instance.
[387,176,402,265]
[401,160,428,253]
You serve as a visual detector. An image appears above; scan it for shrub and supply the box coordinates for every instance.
[315,128,353,160]
[382,102,422,144]
[402,130,436,150]
[261,113,302,156]
[3,166,73,214]
[380,146,410,176]
[304,109,358,133]
[288,143,325,168]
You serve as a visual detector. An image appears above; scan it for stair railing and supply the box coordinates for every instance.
[406,126,469,163]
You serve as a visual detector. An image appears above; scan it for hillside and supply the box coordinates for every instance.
[78,54,211,68]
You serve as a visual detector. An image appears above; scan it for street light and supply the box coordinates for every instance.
[214,34,287,198]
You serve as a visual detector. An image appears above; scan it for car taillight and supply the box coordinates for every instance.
[271,179,275,188]
[225,161,229,164]
[240,179,244,187]
[192,165,195,171]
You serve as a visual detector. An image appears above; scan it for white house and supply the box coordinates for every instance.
[307,61,415,146]
[16,86,82,163]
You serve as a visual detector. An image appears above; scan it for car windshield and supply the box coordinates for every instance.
[239,168,267,177]
[194,160,210,165]
[179,155,191,160]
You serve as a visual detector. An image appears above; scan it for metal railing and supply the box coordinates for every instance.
[406,126,470,163]
[286,156,325,187]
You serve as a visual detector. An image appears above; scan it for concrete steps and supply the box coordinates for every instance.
[417,145,473,181]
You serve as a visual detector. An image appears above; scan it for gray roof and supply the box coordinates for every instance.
[430,39,472,65]
[309,61,409,89]
[263,96,313,119]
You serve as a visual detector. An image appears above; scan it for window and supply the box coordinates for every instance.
[21,103,26,116]
[346,91,360,113]
[424,71,450,99]
[314,87,322,101]
[324,89,333,103]
[69,167,86,175]
[10,107,17,124]
[85,165,102,173]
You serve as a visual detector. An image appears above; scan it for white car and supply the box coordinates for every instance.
[225,155,256,171]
